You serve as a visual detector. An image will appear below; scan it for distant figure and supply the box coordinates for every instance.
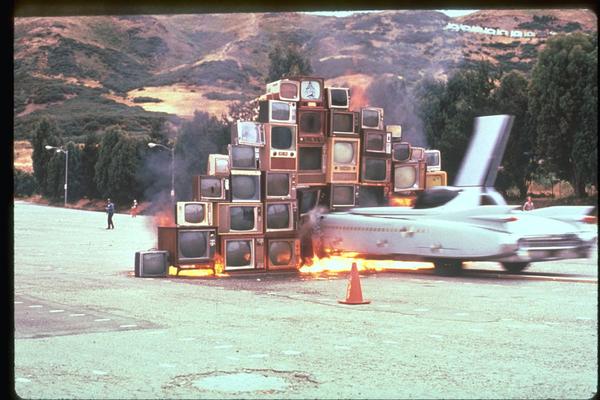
[522,196,535,211]
[106,198,115,229]
[131,199,138,218]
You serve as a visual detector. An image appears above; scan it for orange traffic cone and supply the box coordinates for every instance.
[338,263,371,305]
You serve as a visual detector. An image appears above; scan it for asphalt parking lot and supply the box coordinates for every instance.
[13,202,598,399]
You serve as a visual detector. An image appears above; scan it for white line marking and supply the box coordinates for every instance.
[119,324,138,328]
[69,313,86,317]
[92,370,107,375]
[28,305,43,308]
[15,378,31,383]
[94,318,111,322]
[14,301,23,304]
[282,350,302,355]
[49,309,65,313]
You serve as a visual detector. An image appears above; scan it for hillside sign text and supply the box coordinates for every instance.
[444,22,536,38]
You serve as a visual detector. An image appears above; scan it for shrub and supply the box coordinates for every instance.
[14,170,37,197]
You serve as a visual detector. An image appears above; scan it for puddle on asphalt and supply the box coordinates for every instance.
[192,372,287,392]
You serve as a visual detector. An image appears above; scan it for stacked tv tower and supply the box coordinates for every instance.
[146,76,446,277]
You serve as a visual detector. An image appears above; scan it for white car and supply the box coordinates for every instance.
[310,115,597,275]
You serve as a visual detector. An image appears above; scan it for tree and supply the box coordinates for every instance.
[94,126,123,199]
[80,133,100,199]
[107,135,142,205]
[418,62,497,182]
[31,117,62,196]
[267,44,313,82]
[492,71,532,198]
[528,32,597,197]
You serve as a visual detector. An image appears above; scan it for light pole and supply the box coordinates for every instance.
[148,142,175,201]
[45,145,69,207]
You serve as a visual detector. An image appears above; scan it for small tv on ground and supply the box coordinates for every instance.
[266,238,301,270]
[175,201,216,227]
[221,236,266,271]
[135,250,169,278]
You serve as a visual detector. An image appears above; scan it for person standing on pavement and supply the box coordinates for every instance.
[106,198,115,229]
[522,196,535,211]
[130,199,138,218]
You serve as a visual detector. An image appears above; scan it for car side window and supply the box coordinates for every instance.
[480,195,497,205]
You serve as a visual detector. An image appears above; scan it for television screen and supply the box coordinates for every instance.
[300,79,322,102]
[298,188,321,215]
[299,111,323,134]
[364,158,387,181]
[425,150,441,171]
[387,125,402,141]
[135,251,168,277]
[200,177,223,199]
[207,154,230,176]
[234,122,264,146]
[298,147,322,171]
[358,186,386,207]
[411,147,425,161]
[225,239,253,268]
[231,174,260,201]
[279,81,299,100]
[366,131,385,152]
[272,102,291,121]
[395,165,417,189]
[332,113,354,134]
[230,145,257,169]
[332,185,355,206]
[268,240,292,266]
[184,203,205,224]
[329,88,349,108]
[334,141,357,164]
[392,142,411,162]
[178,230,208,259]
[229,206,256,231]
[267,173,290,197]
[361,108,383,129]
[266,203,290,230]
[215,158,229,174]
[271,126,295,150]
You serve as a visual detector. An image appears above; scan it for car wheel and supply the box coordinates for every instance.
[501,262,529,273]
[433,259,463,276]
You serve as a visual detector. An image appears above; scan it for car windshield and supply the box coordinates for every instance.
[413,188,460,209]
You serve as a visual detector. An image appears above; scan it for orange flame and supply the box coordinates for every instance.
[154,208,175,227]
[349,85,369,110]
[167,253,229,278]
[389,196,415,207]
[299,254,433,275]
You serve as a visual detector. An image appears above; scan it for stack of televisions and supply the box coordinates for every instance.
[134,76,446,277]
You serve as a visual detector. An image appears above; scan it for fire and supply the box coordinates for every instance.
[349,85,369,110]
[389,196,415,207]
[154,208,175,227]
[167,254,229,278]
[299,254,433,274]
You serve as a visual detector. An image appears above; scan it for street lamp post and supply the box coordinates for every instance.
[148,142,175,201]
[45,145,69,207]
